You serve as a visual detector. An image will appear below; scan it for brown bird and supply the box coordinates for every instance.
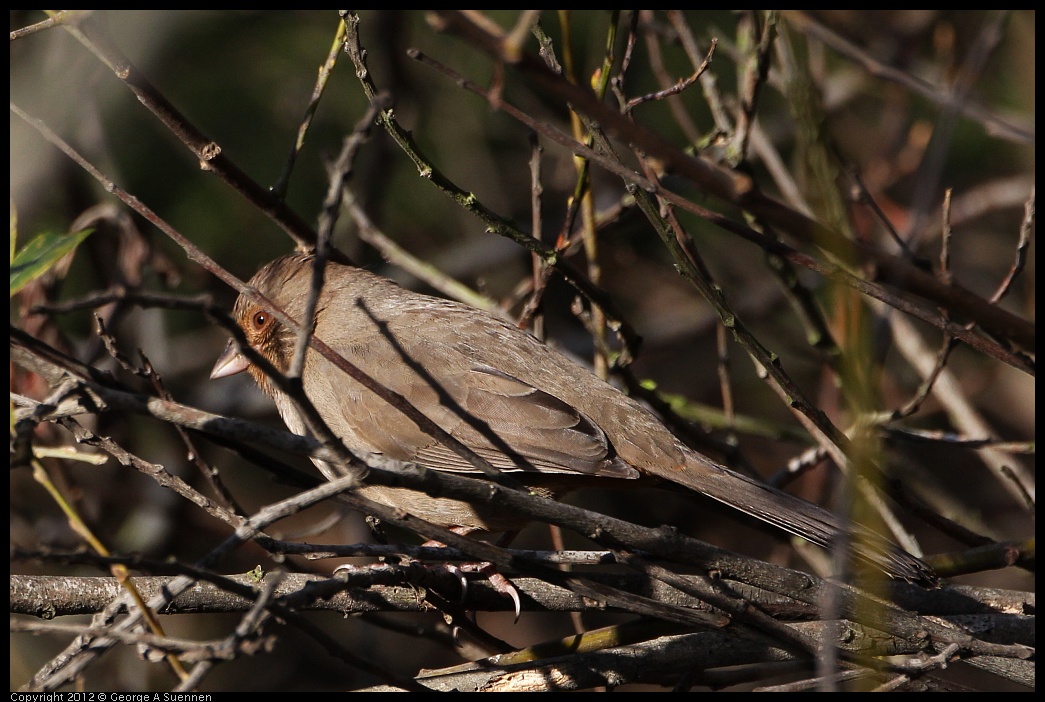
[212,252,936,587]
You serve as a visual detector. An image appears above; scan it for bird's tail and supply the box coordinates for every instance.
[676,454,938,587]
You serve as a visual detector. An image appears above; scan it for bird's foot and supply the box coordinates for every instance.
[449,560,522,622]
[333,549,522,621]
[420,528,522,621]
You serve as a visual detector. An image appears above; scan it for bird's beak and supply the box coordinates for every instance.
[210,339,251,379]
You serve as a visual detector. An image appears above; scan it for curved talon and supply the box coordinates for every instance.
[502,575,522,623]
[445,563,469,604]
[485,570,522,622]
[332,552,520,620]
[454,562,522,621]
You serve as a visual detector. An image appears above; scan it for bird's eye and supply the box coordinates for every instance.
[252,310,269,328]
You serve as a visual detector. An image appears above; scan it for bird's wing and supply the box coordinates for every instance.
[319,307,637,479]
[409,365,638,478]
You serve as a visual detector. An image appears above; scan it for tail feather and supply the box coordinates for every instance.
[678,456,938,587]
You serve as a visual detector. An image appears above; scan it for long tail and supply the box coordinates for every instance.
[676,454,938,586]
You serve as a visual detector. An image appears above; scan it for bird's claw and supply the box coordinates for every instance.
[456,562,521,622]
[442,563,470,602]
[335,558,520,620]
[490,569,522,623]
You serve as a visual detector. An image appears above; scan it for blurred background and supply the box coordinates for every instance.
[11,10,1034,691]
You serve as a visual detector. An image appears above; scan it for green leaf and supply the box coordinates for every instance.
[9,228,93,297]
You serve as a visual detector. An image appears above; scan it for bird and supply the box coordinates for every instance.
[211,252,937,588]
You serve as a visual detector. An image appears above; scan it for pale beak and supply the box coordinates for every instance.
[210,339,251,379]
